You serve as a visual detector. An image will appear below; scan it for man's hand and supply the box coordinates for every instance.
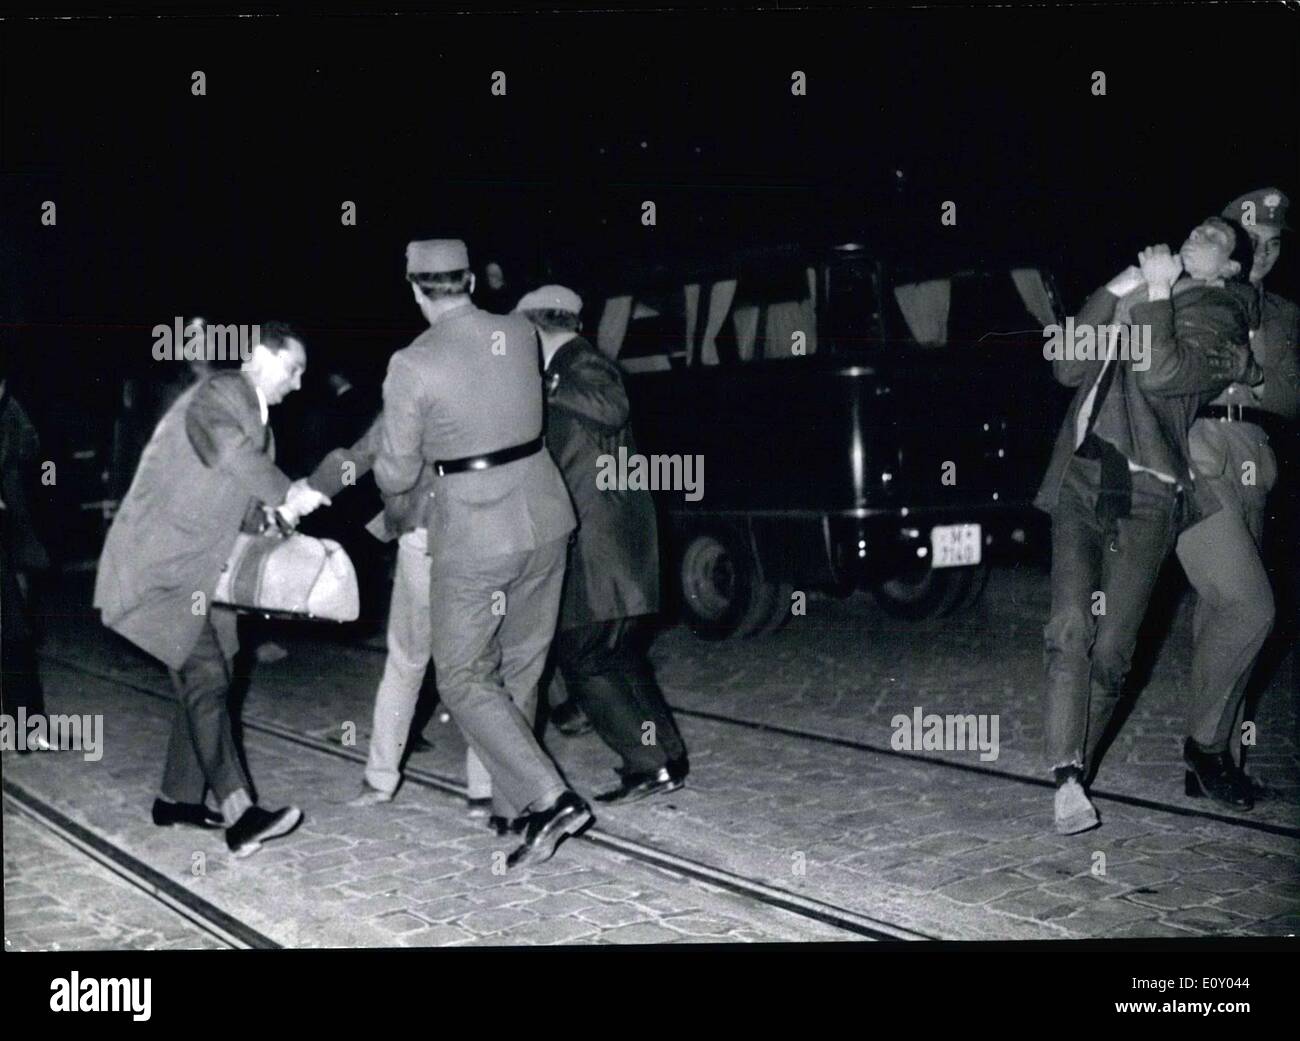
[1105,265,1146,298]
[282,478,331,522]
[1138,245,1183,301]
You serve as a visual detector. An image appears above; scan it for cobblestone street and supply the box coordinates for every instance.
[5,565,1298,946]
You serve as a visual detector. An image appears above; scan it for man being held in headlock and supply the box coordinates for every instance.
[1035,216,1262,835]
[465,287,689,834]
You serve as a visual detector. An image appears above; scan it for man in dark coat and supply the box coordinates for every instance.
[510,285,688,804]
[94,322,326,856]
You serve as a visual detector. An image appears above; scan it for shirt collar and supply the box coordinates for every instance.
[241,372,269,425]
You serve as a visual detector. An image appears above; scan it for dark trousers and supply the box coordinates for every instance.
[1044,456,1179,777]
[554,617,686,776]
[0,557,44,717]
[161,619,251,805]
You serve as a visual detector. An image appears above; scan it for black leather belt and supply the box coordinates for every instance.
[434,436,543,477]
[1195,404,1286,437]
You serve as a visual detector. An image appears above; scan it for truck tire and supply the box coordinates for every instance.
[872,564,978,620]
[677,526,773,640]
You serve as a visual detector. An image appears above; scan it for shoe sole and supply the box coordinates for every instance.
[509,806,593,868]
[233,808,304,858]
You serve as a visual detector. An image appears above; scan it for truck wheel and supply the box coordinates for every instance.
[678,528,767,640]
[743,581,796,637]
[872,566,975,620]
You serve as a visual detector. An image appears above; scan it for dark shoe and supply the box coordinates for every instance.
[488,814,527,836]
[551,700,594,737]
[506,791,592,869]
[594,765,685,804]
[152,798,224,830]
[1183,739,1254,810]
[226,805,303,857]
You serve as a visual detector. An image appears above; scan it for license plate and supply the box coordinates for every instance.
[931,524,982,568]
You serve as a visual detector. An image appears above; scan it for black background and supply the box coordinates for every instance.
[2,5,1297,423]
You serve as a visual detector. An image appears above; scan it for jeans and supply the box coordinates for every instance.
[1044,455,1179,776]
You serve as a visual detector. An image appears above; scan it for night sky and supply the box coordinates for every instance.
[3,6,1297,423]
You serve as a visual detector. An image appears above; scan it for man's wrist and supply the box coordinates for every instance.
[1146,283,1172,302]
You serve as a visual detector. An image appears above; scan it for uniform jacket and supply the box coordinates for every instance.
[1034,279,1257,530]
[1252,289,1299,421]
[373,301,575,565]
[93,371,292,670]
[545,335,659,627]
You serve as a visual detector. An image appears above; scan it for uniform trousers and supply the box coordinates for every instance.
[1176,419,1276,754]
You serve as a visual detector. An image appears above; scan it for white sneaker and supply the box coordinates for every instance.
[1054,776,1100,835]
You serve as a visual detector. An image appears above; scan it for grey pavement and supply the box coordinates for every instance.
[6,564,1298,944]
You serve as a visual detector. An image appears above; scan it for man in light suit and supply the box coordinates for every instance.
[373,239,590,868]
[94,322,327,856]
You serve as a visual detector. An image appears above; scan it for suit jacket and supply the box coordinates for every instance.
[373,302,575,565]
[1034,279,1256,530]
[93,371,292,670]
[545,336,659,627]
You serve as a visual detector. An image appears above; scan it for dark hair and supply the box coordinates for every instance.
[1210,217,1256,284]
[520,308,581,334]
[408,269,474,299]
[256,320,304,352]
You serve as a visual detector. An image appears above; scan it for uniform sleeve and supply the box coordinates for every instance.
[185,378,293,505]
[1052,287,1115,388]
[1131,294,1249,399]
[374,354,427,496]
[309,412,382,496]
[549,349,630,432]
[1259,302,1300,420]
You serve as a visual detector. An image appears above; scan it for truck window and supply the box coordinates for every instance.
[596,264,820,370]
[890,268,1057,350]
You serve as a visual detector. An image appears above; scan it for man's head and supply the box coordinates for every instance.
[406,239,476,322]
[515,285,584,357]
[242,320,306,405]
[1179,217,1253,283]
[1222,188,1289,284]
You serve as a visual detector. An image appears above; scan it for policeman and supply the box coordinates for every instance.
[1176,188,1300,808]
[373,239,591,867]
